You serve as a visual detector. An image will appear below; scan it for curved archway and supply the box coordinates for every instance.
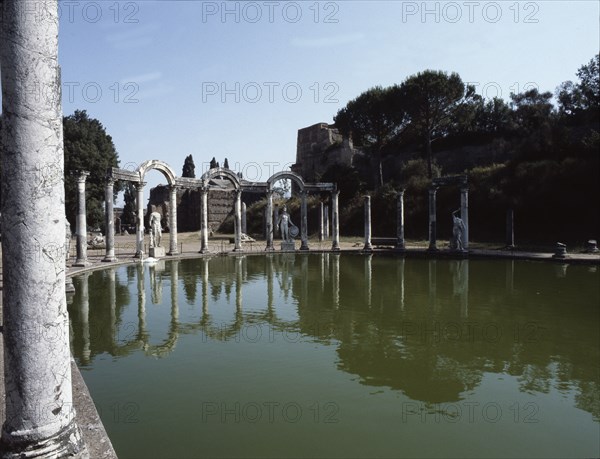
[267,171,305,192]
[201,167,241,190]
[138,160,177,185]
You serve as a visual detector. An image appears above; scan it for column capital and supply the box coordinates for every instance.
[169,184,181,192]
[76,170,90,183]
[135,181,146,191]
[106,177,116,187]
[397,188,406,196]
[460,186,469,193]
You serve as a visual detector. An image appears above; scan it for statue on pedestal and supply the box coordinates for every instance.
[451,209,466,251]
[149,212,162,248]
[277,206,298,242]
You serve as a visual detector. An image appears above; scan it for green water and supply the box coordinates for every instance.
[69,254,600,459]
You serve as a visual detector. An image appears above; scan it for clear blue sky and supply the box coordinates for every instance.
[13,1,600,193]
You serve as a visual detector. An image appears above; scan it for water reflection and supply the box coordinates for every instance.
[69,254,600,420]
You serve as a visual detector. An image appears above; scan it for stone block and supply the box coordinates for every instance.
[149,246,166,258]
[280,241,296,251]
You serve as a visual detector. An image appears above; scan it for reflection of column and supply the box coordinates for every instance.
[459,260,469,317]
[396,189,406,251]
[324,205,330,239]
[460,186,469,250]
[0,4,85,453]
[171,260,179,324]
[428,260,437,307]
[363,195,373,251]
[241,202,247,234]
[267,255,274,311]
[103,177,117,262]
[332,254,340,308]
[320,253,325,292]
[135,182,146,258]
[301,255,309,307]
[266,191,274,251]
[168,185,179,255]
[108,268,117,344]
[202,258,209,314]
[505,259,514,293]
[428,188,438,251]
[300,191,309,251]
[235,256,243,309]
[233,189,243,252]
[74,171,90,266]
[319,202,324,242]
[332,190,340,251]
[137,263,147,340]
[200,187,209,253]
[80,273,91,363]
[397,258,405,310]
[365,254,372,306]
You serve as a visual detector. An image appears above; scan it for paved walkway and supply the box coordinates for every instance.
[0,232,598,457]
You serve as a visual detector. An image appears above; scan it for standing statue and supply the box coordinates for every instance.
[451,209,466,251]
[276,206,296,242]
[149,212,162,248]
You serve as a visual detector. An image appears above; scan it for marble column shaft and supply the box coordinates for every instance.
[168,185,179,255]
[0,0,85,454]
[233,190,243,252]
[460,186,469,250]
[74,171,89,266]
[266,191,274,251]
[135,182,146,257]
[363,195,373,251]
[200,187,209,253]
[331,191,340,251]
[428,188,438,251]
[103,178,117,262]
[300,191,309,251]
[396,189,405,250]
[319,202,325,242]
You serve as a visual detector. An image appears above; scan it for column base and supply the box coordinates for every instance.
[331,243,340,251]
[0,419,87,459]
[65,278,76,294]
[299,246,310,251]
[73,260,90,267]
[198,248,210,254]
[363,243,373,252]
[167,251,179,256]
[428,245,438,252]
[134,251,144,259]
[102,256,118,262]
[233,248,244,253]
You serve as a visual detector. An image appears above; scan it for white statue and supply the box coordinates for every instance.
[276,206,296,242]
[452,209,466,251]
[149,212,162,248]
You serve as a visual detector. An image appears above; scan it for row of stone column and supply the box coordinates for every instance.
[265,190,340,251]
[362,187,468,251]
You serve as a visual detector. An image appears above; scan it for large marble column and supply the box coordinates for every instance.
[103,177,117,262]
[460,186,469,250]
[168,185,179,255]
[200,187,209,253]
[74,171,90,266]
[300,190,309,251]
[396,189,406,251]
[135,181,146,258]
[265,191,274,251]
[428,187,438,251]
[331,190,340,251]
[233,189,243,252]
[363,195,373,252]
[0,1,86,454]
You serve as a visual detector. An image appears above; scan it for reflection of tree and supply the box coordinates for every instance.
[69,255,600,420]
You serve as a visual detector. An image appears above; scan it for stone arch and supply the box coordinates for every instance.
[267,171,305,192]
[201,167,241,190]
[138,160,177,185]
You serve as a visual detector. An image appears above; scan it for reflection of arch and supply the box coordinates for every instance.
[138,160,177,185]
[201,167,241,190]
[267,171,305,192]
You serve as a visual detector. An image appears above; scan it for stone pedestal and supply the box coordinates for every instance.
[280,241,296,251]
[150,246,166,258]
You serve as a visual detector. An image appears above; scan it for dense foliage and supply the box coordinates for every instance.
[330,55,600,244]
